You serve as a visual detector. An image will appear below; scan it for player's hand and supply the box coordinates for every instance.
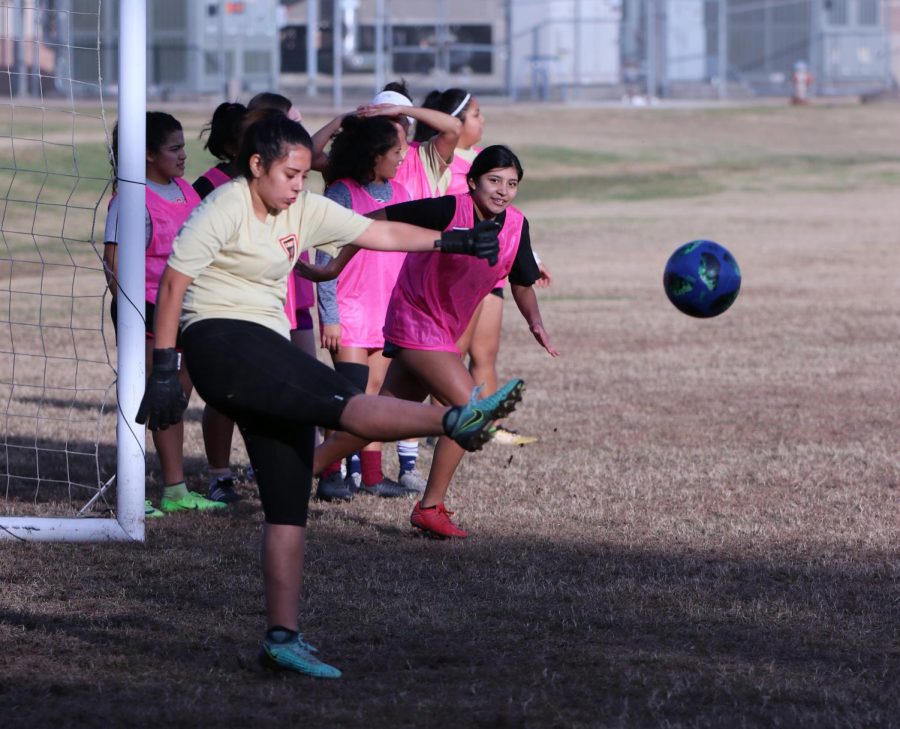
[135,348,188,431]
[321,324,341,353]
[437,220,501,265]
[535,262,553,288]
[356,103,401,119]
[530,324,560,357]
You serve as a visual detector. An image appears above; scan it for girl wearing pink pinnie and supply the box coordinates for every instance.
[103,111,225,517]
[414,87,484,196]
[313,116,414,502]
[419,89,552,447]
[309,145,559,539]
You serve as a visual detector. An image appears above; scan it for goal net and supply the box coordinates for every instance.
[0,0,145,541]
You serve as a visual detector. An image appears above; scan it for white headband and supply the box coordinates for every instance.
[370,90,415,126]
[450,92,471,118]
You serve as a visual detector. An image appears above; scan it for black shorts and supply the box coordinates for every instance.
[181,318,362,526]
[110,298,184,349]
[489,287,504,299]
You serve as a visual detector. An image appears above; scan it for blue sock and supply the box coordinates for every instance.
[397,440,418,475]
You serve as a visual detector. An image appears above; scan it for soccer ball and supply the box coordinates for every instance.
[663,240,741,318]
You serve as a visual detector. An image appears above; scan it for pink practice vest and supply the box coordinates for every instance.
[198,165,232,189]
[145,178,201,304]
[394,142,435,201]
[334,179,411,348]
[446,146,481,195]
[446,147,505,289]
[383,194,524,353]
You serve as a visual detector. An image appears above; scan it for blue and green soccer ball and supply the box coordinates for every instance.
[663,240,741,318]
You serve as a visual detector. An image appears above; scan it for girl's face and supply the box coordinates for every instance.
[251,144,311,214]
[372,140,404,182]
[146,129,186,184]
[459,97,484,148]
[469,166,520,219]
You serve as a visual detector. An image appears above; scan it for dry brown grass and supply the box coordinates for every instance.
[1,101,899,728]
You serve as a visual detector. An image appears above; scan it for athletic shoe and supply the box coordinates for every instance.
[315,471,353,502]
[144,500,165,519]
[398,469,427,493]
[359,478,410,498]
[443,378,526,452]
[345,471,362,495]
[492,426,539,447]
[160,491,227,512]
[208,477,243,503]
[259,633,341,679]
[410,501,468,539]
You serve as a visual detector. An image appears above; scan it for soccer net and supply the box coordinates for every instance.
[0,0,145,541]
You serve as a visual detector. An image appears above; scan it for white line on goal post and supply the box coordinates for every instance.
[0,0,146,542]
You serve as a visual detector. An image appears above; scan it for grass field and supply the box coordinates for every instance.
[2,100,899,727]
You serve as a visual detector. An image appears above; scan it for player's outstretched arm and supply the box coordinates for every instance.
[511,283,560,357]
[353,219,500,262]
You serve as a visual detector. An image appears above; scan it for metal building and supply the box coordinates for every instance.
[70,0,281,97]
[623,0,892,98]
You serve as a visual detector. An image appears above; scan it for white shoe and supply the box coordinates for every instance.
[398,469,427,493]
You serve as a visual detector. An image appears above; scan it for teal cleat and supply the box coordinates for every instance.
[259,631,340,679]
[443,378,525,452]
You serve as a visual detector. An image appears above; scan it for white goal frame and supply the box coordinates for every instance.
[0,0,146,542]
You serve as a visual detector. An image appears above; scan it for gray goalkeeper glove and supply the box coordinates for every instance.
[135,348,188,431]
[436,220,501,266]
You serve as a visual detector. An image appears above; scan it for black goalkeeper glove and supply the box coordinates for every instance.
[436,219,501,266]
[135,348,188,431]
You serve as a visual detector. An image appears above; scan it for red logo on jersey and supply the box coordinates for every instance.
[278,233,298,260]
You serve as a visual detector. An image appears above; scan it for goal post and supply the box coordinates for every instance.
[0,0,146,542]
[110,0,147,542]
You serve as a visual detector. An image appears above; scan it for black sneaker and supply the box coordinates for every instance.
[207,477,243,503]
[359,478,411,498]
[316,472,353,502]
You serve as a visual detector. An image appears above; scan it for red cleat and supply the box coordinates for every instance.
[410,501,468,539]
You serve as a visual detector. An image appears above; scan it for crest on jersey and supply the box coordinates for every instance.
[278,233,298,260]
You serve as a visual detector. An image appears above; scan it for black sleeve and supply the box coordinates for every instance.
[192,175,215,201]
[383,196,457,231]
[507,218,541,286]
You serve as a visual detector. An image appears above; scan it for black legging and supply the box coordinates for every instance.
[181,319,361,526]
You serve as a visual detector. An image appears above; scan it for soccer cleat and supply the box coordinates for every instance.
[345,471,362,495]
[160,491,227,512]
[144,500,165,519]
[410,501,468,539]
[491,426,539,447]
[359,478,411,498]
[442,378,525,452]
[208,477,243,503]
[398,469,428,493]
[315,471,353,502]
[259,633,341,679]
